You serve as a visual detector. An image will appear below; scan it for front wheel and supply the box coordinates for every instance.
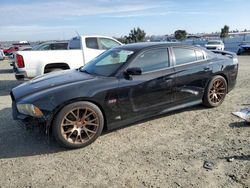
[202,76,227,107]
[52,101,104,149]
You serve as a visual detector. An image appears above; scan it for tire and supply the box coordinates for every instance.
[52,101,104,149]
[202,75,227,107]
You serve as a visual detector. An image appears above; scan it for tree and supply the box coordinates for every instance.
[116,27,146,44]
[116,36,129,44]
[126,27,146,43]
[174,30,187,41]
[220,25,229,38]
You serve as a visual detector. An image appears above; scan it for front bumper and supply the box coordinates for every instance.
[12,101,42,129]
[206,47,217,50]
[11,92,51,131]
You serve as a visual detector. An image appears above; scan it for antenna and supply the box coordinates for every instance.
[75,30,85,65]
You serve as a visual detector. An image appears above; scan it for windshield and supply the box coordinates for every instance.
[207,41,222,45]
[32,43,49,50]
[80,49,134,77]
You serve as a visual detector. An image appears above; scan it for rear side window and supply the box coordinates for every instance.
[68,37,81,49]
[130,48,169,73]
[86,38,98,49]
[195,50,204,60]
[98,38,121,50]
[41,44,50,50]
[173,47,196,65]
[51,43,68,50]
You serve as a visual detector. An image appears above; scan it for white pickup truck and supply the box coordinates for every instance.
[14,35,122,80]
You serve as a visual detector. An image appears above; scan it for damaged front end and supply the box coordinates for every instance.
[10,91,54,133]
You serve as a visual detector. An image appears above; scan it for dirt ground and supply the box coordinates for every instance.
[0,57,249,188]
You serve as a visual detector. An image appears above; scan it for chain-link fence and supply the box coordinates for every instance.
[182,34,250,53]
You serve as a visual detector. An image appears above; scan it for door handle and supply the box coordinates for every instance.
[163,77,172,82]
[203,67,210,71]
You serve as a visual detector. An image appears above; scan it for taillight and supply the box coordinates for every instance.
[16,54,25,68]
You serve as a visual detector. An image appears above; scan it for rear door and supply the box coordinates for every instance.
[171,47,212,104]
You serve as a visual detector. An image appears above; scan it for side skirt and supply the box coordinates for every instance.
[107,100,202,131]
[160,100,202,114]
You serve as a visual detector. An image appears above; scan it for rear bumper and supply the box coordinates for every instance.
[227,64,239,93]
[228,78,237,93]
[13,67,28,80]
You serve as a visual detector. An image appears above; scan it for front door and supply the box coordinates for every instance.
[118,47,175,120]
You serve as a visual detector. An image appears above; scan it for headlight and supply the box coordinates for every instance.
[17,104,43,117]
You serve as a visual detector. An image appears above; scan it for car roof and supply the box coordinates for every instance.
[113,42,200,52]
[41,41,68,45]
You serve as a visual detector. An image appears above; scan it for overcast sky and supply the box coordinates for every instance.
[0,0,249,41]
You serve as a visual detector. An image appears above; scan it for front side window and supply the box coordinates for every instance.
[129,48,169,73]
[81,49,134,76]
[98,38,121,50]
[86,38,98,49]
[173,47,196,65]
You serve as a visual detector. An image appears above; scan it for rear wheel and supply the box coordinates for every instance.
[203,76,227,107]
[52,101,104,149]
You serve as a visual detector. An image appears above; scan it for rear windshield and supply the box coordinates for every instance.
[68,37,81,49]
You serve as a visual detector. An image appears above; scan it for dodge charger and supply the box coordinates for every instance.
[11,43,238,149]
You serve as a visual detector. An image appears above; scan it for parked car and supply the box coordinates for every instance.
[13,35,122,80]
[205,40,224,51]
[237,43,250,55]
[0,49,4,60]
[9,46,33,66]
[11,42,238,149]
[32,41,68,51]
[3,46,19,56]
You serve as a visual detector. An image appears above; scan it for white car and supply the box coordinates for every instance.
[205,40,224,51]
[14,35,122,80]
[0,49,4,60]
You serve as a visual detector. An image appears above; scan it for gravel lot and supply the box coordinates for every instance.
[0,57,249,188]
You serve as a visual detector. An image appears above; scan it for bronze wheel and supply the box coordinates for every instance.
[53,101,104,149]
[203,76,227,107]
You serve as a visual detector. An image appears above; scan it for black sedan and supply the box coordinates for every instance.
[11,43,239,149]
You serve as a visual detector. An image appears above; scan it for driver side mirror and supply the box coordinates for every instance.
[125,67,142,76]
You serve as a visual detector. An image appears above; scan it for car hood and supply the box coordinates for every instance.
[12,69,95,100]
